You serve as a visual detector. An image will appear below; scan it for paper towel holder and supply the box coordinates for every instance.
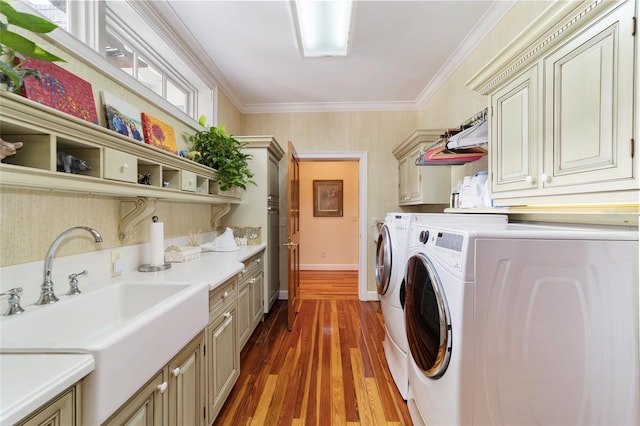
[138,263,171,272]
[139,215,172,272]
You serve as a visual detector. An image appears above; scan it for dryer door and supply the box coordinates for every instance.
[405,253,452,379]
[375,224,392,295]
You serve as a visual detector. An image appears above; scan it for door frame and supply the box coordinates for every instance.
[297,151,369,301]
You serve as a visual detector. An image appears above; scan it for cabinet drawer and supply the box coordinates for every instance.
[209,277,237,318]
[181,170,197,192]
[238,254,263,283]
[104,148,137,183]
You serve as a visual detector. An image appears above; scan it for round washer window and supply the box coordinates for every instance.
[404,253,452,379]
[375,224,392,295]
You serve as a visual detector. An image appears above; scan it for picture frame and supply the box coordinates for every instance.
[313,179,343,217]
[22,58,99,124]
[101,91,145,142]
[141,113,177,154]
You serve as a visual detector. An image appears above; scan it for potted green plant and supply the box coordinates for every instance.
[190,116,255,192]
[0,0,64,93]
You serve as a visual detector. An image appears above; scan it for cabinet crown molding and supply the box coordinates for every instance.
[466,0,623,94]
[392,129,444,159]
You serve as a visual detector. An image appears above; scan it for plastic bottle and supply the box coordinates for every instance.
[458,176,473,208]
[470,171,488,208]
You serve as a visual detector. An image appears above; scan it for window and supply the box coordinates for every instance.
[22,0,68,30]
[103,22,192,115]
[20,0,207,121]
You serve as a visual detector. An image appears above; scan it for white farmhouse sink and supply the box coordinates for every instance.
[0,280,209,425]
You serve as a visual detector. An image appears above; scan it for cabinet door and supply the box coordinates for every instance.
[491,64,541,194]
[398,148,420,204]
[237,281,251,348]
[267,208,280,311]
[206,305,239,424]
[103,371,165,426]
[542,1,635,189]
[267,153,279,200]
[167,333,204,426]
[18,386,79,426]
[250,271,264,327]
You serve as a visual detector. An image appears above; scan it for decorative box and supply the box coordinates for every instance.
[165,245,201,263]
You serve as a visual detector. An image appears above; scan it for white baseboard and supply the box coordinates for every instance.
[299,264,358,271]
[278,290,380,302]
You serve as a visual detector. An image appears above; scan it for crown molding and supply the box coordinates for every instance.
[241,100,419,114]
[466,0,618,94]
[134,0,245,113]
[415,0,516,107]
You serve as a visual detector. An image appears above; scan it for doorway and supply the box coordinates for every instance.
[297,151,368,300]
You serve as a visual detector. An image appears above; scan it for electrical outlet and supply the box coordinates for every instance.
[111,249,125,276]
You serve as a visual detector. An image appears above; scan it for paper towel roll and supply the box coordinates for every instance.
[150,221,165,266]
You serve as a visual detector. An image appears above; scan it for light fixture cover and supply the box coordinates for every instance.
[294,0,353,57]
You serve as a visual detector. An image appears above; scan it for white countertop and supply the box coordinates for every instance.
[0,353,94,426]
[0,244,265,425]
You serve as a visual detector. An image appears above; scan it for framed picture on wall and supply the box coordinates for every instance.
[313,179,343,217]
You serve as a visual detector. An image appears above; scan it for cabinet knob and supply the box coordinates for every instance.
[222,291,229,299]
[248,278,257,284]
[223,312,231,319]
[189,179,194,186]
[157,381,168,394]
[525,175,536,185]
[121,163,129,172]
[540,173,549,183]
[172,367,180,377]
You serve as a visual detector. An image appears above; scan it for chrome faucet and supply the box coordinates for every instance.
[37,226,103,305]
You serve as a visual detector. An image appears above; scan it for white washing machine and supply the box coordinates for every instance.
[375,213,506,400]
[404,221,639,426]
[376,212,413,399]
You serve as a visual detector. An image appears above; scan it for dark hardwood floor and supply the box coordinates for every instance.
[213,271,411,425]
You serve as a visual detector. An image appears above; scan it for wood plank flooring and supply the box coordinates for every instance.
[299,270,359,300]
[213,271,411,425]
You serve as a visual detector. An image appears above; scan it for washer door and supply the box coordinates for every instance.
[375,224,392,295]
[405,253,452,379]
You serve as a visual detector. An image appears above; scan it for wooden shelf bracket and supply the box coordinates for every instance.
[119,197,158,242]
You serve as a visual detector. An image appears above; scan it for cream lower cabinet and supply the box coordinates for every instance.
[17,384,82,426]
[104,333,205,426]
[471,0,637,205]
[103,370,165,426]
[237,253,265,349]
[392,129,452,205]
[236,277,252,350]
[206,277,239,425]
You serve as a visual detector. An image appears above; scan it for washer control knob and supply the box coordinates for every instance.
[419,230,430,244]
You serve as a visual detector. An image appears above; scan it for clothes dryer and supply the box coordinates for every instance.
[403,221,639,426]
[376,213,506,399]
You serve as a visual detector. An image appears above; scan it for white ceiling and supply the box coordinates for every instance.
[150,1,514,113]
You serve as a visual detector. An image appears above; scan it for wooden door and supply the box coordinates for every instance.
[285,141,300,331]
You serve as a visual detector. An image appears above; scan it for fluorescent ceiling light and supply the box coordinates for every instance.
[293,0,353,57]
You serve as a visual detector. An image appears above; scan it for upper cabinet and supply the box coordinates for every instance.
[393,129,451,206]
[468,0,637,206]
[0,91,240,205]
